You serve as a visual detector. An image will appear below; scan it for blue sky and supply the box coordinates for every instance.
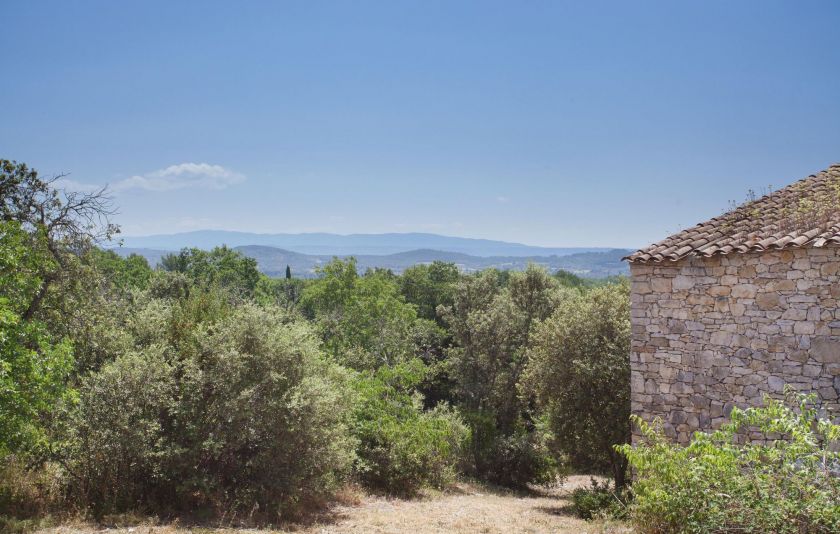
[2,1,839,248]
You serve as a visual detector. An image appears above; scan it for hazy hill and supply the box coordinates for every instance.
[118,231,621,257]
[113,245,631,278]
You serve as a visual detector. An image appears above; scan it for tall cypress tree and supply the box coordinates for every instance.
[285,265,292,279]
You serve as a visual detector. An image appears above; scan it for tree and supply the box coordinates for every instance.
[554,269,588,289]
[255,274,305,311]
[1,159,116,454]
[301,258,418,369]
[396,262,461,405]
[398,261,460,323]
[0,159,118,322]
[0,221,74,454]
[442,265,564,428]
[88,249,153,290]
[522,281,631,488]
[285,264,292,279]
[160,246,260,296]
[439,265,566,485]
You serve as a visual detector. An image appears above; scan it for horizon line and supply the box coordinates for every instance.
[117,228,635,250]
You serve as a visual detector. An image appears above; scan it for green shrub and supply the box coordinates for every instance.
[68,349,177,515]
[618,389,840,533]
[0,456,66,523]
[570,478,629,520]
[67,303,357,521]
[176,304,357,518]
[463,410,559,488]
[148,270,192,300]
[351,359,468,494]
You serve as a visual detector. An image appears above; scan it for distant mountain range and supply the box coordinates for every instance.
[111,231,632,277]
[118,230,624,257]
[112,243,631,278]
[230,246,631,278]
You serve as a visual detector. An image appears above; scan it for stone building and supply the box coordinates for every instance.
[626,164,840,443]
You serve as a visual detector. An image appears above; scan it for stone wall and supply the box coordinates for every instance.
[630,246,840,443]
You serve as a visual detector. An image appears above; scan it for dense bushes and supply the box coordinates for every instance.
[176,305,356,517]
[67,302,356,520]
[1,238,635,525]
[569,478,629,520]
[351,360,467,494]
[619,390,840,533]
[463,412,558,487]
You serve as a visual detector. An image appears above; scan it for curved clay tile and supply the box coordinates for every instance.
[625,164,840,263]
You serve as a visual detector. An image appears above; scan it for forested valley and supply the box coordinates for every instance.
[1,160,630,528]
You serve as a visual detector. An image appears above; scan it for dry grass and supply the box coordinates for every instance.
[33,476,629,534]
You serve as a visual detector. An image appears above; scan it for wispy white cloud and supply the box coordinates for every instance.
[55,163,245,195]
[496,195,510,203]
[112,163,245,192]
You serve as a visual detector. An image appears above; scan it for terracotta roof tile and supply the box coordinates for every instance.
[625,163,840,263]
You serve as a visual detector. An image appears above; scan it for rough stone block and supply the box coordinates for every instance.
[811,338,840,364]
[650,277,672,292]
[731,284,758,298]
[755,292,781,310]
[673,275,695,290]
[710,331,733,346]
[821,262,840,276]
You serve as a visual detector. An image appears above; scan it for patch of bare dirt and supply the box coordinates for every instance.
[36,476,630,534]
